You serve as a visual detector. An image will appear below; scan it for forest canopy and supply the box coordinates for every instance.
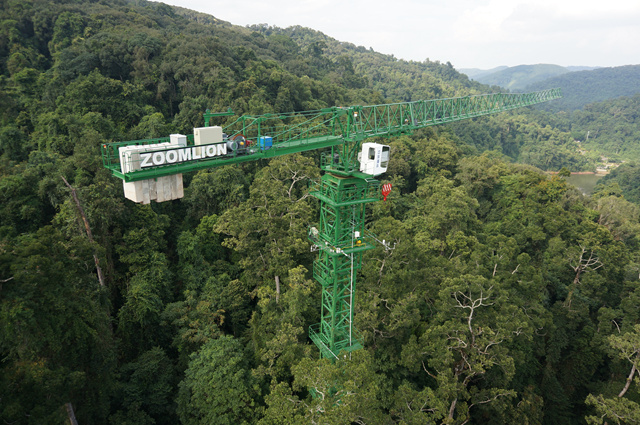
[2,0,640,424]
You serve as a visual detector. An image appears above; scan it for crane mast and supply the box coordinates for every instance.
[102,89,562,359]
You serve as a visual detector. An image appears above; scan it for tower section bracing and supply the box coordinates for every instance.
[308,172,379,359]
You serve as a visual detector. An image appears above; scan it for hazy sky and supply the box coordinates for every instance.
[162,0,640,70]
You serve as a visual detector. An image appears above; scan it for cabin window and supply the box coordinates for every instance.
[380,146,390,167]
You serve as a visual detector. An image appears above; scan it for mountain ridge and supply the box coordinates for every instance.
[527,64,640,110]
[461,64,587,90]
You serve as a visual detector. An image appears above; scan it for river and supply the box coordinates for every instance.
[564,173,605,196]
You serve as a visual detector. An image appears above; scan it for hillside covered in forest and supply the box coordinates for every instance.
[461,64,602,92]
[527,65,640,111]
[3,1,640,425]
[464,63,571,91]
[569,94,640,162]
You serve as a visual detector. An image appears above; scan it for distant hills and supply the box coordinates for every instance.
[526,65,640,111]
[458,66,508,80]
[460,64,640,111]
[459,64,599,91]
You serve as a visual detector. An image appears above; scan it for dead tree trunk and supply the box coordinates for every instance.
[566,246,603,308]
[65,402,79,425]
[619,361,638,398]
[61,176,105,287]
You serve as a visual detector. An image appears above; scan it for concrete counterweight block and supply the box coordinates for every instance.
[119,134,186,204]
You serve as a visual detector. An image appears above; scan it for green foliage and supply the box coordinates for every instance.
[574,94,640,162]
[452,112,593,171]
[597,162,640,203]
[585,325,640,424]
[400,274,524,424]
[286,350,388,424]
[183,165,249,223]
[110,347,177,425]
[177,335,260,425]
[251,265,318,381]
[214,154,319,289]
[3,0,640,424]
[0,226,114,424]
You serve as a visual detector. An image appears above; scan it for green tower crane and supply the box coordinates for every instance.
[102,88,562,359]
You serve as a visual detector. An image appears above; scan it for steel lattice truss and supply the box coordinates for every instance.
[102,89,562,181]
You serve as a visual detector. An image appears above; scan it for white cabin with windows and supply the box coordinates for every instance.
[359,143,390,176]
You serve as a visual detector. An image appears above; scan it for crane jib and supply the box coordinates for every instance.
[101,88,562,182]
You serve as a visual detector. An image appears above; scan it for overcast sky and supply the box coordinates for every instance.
[162,0,640,70]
